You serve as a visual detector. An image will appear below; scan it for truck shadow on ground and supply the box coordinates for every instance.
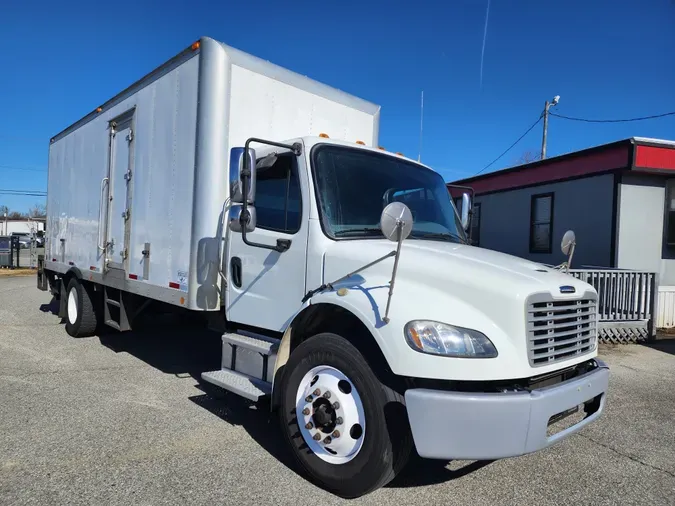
[39,297,60,316]
[96,311,222,382]
[644,336,675,356]
[87,310,490,490]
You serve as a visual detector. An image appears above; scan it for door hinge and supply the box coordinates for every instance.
[121,209,130,221]
[120,248,128,260]
[126,130,134,142]
[123,169,132,182]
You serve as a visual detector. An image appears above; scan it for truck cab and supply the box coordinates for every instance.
[205,134,609,497]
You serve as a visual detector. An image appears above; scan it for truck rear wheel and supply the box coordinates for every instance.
[279,332,411,498]
[65,278,99,338]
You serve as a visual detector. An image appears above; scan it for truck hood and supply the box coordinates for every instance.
[323,239,589,298]
[320,239,597,381]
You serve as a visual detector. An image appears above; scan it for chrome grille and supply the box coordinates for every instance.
[527,295,597,367]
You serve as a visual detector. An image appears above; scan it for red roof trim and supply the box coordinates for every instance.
[635,145,675,172]
[453,144,631,195]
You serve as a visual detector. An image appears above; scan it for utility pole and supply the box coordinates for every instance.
[541,95,560,159]
[418,91,424,163]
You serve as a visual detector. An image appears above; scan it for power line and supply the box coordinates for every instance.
[0,189,46,196]
[549,110,675,123]
[474,115,543,176]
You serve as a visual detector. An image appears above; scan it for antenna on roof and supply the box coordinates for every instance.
[418,90,424,163]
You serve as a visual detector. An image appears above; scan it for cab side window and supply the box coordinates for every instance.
[254,155,302,234]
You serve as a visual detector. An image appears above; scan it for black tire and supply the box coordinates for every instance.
[279,332,412,498]
[64,278,99,337]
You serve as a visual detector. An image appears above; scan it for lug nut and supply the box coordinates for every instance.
[332,402,340,410]
[313,433,321,441]
[336,417,343,425]
[332,430,340,438]
[323,391,331,399]
[313,389,321,396]
[305,396,312,403]
[323,436,332,444]
[305,422,313,430]
[302,408,310,416]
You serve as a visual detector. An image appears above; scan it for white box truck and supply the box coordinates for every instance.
[38,37,609,498]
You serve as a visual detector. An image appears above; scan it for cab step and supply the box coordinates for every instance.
[200,331,280,401]
[201,369,271,402]
[222,331,278,355]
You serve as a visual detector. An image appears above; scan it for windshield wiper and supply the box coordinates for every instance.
[333,227,384,237]
[410,232,465,244]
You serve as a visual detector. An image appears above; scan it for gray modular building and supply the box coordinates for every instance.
[450,138,675,326]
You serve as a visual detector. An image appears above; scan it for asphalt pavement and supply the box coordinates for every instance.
[1,275,674,505]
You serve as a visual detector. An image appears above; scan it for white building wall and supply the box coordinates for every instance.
[3,220,45,235]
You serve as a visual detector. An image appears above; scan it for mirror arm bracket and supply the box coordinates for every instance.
[302,251,396,303]
[238,137,302,254]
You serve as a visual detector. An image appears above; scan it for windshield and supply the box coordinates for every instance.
[312,145,466,243]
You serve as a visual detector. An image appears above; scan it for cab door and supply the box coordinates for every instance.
[225,145,308,331]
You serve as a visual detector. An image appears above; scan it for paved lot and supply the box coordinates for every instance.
[1,275,675,505]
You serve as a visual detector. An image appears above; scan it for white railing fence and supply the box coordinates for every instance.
[569,269,658,343]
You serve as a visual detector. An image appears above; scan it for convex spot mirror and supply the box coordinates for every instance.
[229,147,256,204]
[380,202,413,242]
[229,205,256,233]
[561,230,576,255]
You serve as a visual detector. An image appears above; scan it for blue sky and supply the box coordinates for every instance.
[1,0,674,213]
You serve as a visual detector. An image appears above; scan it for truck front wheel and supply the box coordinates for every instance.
[279,332,411,498]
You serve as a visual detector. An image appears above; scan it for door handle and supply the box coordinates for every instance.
[231,257,242,288]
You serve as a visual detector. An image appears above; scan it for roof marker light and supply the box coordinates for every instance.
[378,146,385,150]
[191,41,200,51]
[319,133,329,138]
[355,140,365,145]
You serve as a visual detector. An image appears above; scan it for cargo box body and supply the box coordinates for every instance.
[45,37,379,310]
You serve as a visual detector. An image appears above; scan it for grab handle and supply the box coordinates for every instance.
[97,177,109,251]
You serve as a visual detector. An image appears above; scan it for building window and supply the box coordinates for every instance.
[470,203,481,246]
[254,155,301,234]
[666,181,675,246]
[530,192,554,253]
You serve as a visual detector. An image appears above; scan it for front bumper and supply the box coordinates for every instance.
[404,359,609,460]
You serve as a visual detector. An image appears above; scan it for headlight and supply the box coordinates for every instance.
[404,320,498,358]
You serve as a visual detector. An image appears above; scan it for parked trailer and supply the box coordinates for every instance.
[38,37,609,498]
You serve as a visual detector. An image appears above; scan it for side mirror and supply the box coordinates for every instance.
[229,147,256,204]
[229,205,256,233]
[561,230,576,255]
[380,202,413,241]
[460,192,472,231]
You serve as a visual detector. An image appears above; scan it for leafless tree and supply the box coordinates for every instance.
[515,150,541,165]
[28,203,47,218]
[8,211,25,220]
